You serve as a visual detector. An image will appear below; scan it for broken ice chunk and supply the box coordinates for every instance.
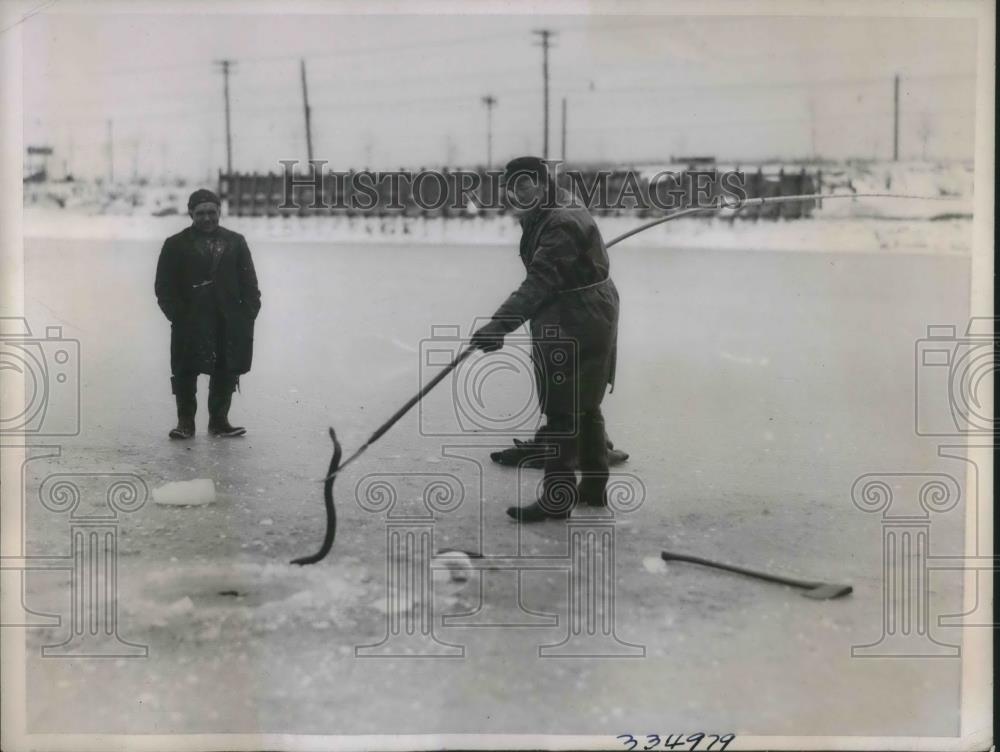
[153,479,216,506]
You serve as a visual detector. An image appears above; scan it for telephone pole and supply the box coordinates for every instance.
[481,94,497,168]
[533,29,556,159]
[214,59,235,173]
[892,73,900,162]
[561,97,567,162]
[300,59,314,162]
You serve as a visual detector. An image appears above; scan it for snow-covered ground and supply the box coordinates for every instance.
[22,160,975,256]
[15,233,973,739]
[21,206,973,257]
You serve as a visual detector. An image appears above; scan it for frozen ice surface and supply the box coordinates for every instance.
[18,208,973,737]
[23,206,973,256]
[123,561,369,635]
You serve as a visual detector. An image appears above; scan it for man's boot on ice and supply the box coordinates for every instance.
[491,427,629,469]
[169,375,197,440]
[207,374,246,437]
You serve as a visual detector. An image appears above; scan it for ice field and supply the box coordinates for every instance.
[15,225,974,737]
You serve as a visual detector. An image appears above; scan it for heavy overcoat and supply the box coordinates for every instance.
[490,198,619,416]
[154,226,261,375]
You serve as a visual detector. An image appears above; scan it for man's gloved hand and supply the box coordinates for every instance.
[470,323,505,352]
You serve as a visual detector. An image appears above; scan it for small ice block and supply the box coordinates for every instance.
[153,479,216,506]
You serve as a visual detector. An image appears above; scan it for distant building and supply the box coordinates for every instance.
[24,145,53,183]
[671,155,716,167]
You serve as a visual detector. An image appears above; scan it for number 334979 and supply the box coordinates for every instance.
[617,733,735,751]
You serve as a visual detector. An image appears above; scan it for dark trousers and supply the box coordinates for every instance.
[171,372,239,419]
[538,409,609,514]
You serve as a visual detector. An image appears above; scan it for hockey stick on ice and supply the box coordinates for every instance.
[661,550,853,600]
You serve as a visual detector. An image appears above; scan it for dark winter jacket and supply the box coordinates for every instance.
[489,196,619,415]
[154,225,261,375]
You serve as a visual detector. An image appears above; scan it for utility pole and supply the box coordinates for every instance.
[214,59,235,173]
[532,29,556,159]
[106,119,114,184]
[481,94,497,168]
[300,59,314,162]
[893,73,900,162]
[561,97,567,162]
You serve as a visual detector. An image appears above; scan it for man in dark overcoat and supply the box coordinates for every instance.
[154,189,261,439]
[471,157,620,521]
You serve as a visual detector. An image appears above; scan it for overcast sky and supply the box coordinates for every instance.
[21,7,979,181]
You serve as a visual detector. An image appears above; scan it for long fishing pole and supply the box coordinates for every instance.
[291,190,956,565]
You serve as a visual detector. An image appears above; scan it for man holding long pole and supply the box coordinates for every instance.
[292,180,932,562]
[471,157,620,522]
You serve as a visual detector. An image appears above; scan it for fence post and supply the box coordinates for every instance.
[230,173,241,216]
[267,172,278,217]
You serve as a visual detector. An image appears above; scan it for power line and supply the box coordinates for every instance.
[40,29,530,82]
[38,64,976,116]
[33,72,977,128]
[232,29,528,66]
[548,72,975,97]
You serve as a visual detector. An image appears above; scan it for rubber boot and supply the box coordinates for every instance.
[577,410,610,508]
[490,430,628,469]
[506,415,576,523]
[169,375,197,440]
[208,374,246,437]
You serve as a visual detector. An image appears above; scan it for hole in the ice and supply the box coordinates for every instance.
[145,570,303,608]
